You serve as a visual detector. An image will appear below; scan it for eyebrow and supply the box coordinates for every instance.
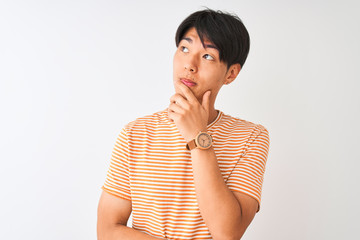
[182,37,218,50]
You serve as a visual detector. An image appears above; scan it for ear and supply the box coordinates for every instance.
[224,63,241,85]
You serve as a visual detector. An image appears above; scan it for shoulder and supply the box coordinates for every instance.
[122,109,169,133]
[219,111,269,137]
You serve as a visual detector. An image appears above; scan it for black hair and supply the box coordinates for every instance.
[175,9,250,69]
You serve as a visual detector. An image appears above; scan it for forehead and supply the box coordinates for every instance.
[182,27,212,44]
[182,27,218,50]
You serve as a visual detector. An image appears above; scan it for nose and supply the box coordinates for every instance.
[184,57,198,73]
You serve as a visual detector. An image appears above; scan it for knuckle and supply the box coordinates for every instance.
[184,104,191,111]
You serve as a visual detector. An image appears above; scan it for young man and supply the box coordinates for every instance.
[97,9,270,240]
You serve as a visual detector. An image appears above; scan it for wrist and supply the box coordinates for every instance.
[185,129,206,142]
[186,131,213,151]
[191,145,214,153]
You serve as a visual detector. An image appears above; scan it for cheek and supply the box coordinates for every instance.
[202,68,225,86]
[213,67,228,84]
[173,58,182,74]
[173,51,182,65]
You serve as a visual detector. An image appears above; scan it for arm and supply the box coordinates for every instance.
[190,147,258,239]
[168,82,260,239]
[97,190,165,240]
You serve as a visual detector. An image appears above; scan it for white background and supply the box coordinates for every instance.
[1,0,359,239]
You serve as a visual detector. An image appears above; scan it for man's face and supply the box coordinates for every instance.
[173,27,230,104]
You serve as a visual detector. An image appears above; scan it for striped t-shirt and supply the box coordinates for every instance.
[102,108,270,239]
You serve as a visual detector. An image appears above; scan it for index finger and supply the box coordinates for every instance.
[176,81,198,103]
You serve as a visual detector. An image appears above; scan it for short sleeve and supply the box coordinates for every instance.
[101,128,131,201]
[226,125,270,212]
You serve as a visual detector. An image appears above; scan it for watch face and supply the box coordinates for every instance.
[197,132,212,149]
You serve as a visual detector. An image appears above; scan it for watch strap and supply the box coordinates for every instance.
[186,139,197,150]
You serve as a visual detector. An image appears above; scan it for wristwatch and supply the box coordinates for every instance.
[186,132,213,150]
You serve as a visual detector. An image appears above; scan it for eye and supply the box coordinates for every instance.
[203,54,214,60]
[181,46,189,53]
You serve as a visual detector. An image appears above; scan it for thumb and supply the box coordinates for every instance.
[202,91,211,112]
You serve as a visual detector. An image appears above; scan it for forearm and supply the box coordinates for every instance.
[191,147,242,239]
[99,224,166,240]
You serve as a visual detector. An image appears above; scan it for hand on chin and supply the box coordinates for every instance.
[168,82,211,142]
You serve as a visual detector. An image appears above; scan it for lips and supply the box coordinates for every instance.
[180,78,196,87]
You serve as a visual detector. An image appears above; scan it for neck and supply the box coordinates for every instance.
[208,106,219,125]
[197,94,218,125]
